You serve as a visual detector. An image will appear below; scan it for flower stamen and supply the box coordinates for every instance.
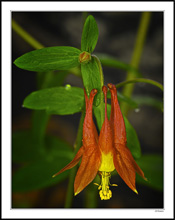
[94,171,118,200]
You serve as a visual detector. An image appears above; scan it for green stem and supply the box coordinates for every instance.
[85,176,99,208]
[64,110,85,208]
[92,55,105,128]
[121,12,151,116]
[12,19,44,50]
[12,19,50,153]
[116,78,163,91]
[64,165,78,208]
[31,110,50,153]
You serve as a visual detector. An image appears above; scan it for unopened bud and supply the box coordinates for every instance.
[79,51,91,64]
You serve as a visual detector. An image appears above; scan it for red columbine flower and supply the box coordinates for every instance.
[53,84,147,200]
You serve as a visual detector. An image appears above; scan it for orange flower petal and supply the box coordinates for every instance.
[99,85,113,154]
[133,160,147,181]
[113,143,147,192]
[108,83,127,145]
[52,146,84,177]
[74,88,101,195]
[108,83,146,192]
[83,88,98,148]
[108,83,136,191]
[74,147,101,195]
[113,144,137,192]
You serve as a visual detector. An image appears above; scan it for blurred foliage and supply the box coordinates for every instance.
[136,154,163,191]
[13,134,73,192]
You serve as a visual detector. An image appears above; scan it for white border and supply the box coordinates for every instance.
[1,1,174,219]
[1,1,173,12]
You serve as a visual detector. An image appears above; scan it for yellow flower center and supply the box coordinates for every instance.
[94,171,118,200]
[98,151,115,172]
[94,152,117,200]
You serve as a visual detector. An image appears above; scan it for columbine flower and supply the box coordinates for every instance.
[53,84,147,200]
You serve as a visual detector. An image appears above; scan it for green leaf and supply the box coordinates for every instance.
[81,56,101,106]
[81,15,99,53]
[14,46,81,72]
[124,117,141,159]
[94,104,141,159]
[132,95,163,112]
[96,53,142,77]
[23,86,84,115]
[12,135,74,192]
[136,154,163,191]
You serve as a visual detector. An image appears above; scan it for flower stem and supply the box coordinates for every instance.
[12,19,44,50]
[64,110,85,208]
[64,165,78,208]
[12,19,52,156]
[85,176,99,208]
[120,12,151,116]
[92,55,105,128]
[116,78,163,91]
[31,110,50,153]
